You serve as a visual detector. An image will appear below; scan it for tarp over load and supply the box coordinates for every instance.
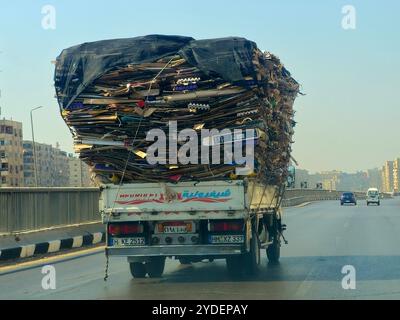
[54,35,300,185]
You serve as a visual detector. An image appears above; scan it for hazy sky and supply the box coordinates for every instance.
[0,0,399,173]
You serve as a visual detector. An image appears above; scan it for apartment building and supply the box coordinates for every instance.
[393,158,400,193]
[382,161,394,193]
[68,154,93,187]
[23,141,70,187]
[0,119,24,187]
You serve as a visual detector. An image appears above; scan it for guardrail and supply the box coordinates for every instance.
[0,187,391,234]
[0,188,101,234]
[281,189,391,207]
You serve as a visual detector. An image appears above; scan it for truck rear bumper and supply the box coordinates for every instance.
[106,244,243,257]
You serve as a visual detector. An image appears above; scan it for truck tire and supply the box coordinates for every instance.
[267,240,280,264]
[129,262,147,279]
[146,257,166,278]
[226,227,260,278]
[244,228,261,275]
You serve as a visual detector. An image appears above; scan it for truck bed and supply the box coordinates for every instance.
[101,180,282,219]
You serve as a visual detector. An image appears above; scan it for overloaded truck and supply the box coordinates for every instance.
[100,180,285,277]
[54,35,299,278]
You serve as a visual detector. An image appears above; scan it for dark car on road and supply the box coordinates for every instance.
[340,192,357,206]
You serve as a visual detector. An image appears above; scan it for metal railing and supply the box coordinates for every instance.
[0,187,392,234]
[282,189,391,207]
[0,188,100,234]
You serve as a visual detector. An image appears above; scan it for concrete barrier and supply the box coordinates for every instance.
[282,189,391,207]
[0,188,101,234]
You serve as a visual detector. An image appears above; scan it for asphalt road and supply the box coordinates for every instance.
[1,198,400,300]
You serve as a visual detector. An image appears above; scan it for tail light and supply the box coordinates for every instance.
[209,220,243,232]
[108,223,143,236]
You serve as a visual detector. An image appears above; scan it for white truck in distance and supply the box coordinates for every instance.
[100,180,286,278]
[366,188,380,206]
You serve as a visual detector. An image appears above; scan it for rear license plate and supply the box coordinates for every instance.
[112,237,145,247]
[209,235,244,244]
[163,226,188,233]
[157,222,193,233]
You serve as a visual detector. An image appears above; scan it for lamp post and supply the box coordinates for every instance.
[30,106,44,187]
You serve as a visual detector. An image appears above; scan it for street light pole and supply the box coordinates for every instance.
[30,106,43,187]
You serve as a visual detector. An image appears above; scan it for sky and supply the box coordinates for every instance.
[0,0,399,173]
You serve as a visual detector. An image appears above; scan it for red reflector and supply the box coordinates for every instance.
[108,224,143,236]
[210,221,243,232]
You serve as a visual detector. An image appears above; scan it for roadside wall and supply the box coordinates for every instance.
[0,188,100,234]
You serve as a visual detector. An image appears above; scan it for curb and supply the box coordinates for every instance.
[0,232,105,261]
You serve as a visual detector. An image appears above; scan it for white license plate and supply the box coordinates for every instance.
[112,237,145,247]
[209,235,244,244]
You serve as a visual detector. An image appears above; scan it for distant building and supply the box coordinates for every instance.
[53,146,69,187]
[294,169,310,189]
[382,161,394,193]
[0,119,24,187]
[367,168,382,190]
[393,158,400,193]
[68,154,93,187]
[23,141,69,187]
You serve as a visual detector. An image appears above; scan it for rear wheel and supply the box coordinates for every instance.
[129,262,147,279]
[378,202,380,206]
[226,224,260,278]
[267,216,281,264]
[145,257,166,278]
[367,202,369,206]
[244,228,261,275]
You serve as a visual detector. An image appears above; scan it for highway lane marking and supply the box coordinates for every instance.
[0,246,105,275]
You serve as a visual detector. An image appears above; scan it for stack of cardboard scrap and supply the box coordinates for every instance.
[55,35,299,185]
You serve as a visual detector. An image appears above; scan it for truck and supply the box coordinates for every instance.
[101,179,286,278]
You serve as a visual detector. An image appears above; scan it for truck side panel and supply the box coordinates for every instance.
[102,181,245,213]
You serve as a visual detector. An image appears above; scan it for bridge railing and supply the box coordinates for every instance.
[282,189,391,207]
[0,188,100,234]
[0,188,392,234]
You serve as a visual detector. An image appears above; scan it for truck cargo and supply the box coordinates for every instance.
[54,35,299,278]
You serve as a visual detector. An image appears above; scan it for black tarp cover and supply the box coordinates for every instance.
[54,35,259,110]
